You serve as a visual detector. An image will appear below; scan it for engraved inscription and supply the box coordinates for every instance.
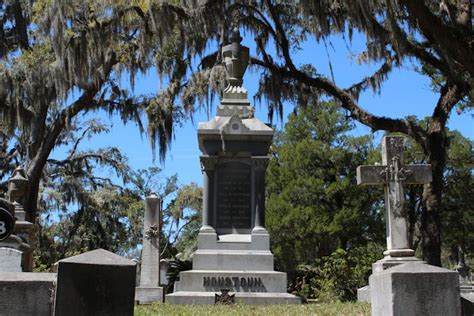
[203,276,264,289]
[215,162,251,229]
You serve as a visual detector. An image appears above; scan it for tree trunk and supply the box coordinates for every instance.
[420,129,447,266]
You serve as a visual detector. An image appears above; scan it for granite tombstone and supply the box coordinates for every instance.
[165,29,300,305]
[54,249,136,316]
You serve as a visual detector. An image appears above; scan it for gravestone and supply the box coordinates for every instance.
[0,247,22,272]
[356,135,432,301]
[4,167,35,271]
[0,272,56,316]
[166,29,300,305]
[357,135,432,270]
[370,262,461,316]
[53,249,136,316]
[135,194,164,304]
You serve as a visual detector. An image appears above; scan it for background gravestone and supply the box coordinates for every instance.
[0,272,56,316]
[135,194,163,304]
[54,248,136,316]
[0,247,22,272]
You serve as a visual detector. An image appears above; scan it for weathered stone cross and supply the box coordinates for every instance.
[357,135,432,258]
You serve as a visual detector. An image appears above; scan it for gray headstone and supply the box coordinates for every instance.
[0,247,22,272]
[370,263,461,316]
[53,249,136,316]
[461,292,474,316]
[0,272,56,316]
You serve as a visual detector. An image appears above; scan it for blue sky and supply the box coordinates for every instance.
[68,33,473,190]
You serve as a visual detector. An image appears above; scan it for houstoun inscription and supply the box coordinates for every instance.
[216,162,251,229]
[203,276,264,289]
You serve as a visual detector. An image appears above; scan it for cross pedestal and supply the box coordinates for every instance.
[357,136,432,272]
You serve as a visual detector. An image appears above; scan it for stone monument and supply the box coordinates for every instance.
[357,135,432,271]
[3,167,35,271]
[370,262,461,316]
[357,136,463,315]
[166,29,300,304]
[54,249,136,316]
[135,194,164,304]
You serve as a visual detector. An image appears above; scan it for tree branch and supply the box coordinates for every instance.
[400,0,474,76]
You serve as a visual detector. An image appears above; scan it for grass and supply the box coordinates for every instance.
[135,301,370,316]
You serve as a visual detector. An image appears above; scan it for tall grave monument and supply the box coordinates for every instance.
[357,135,432,270]
[357,136,461,316]
[166,29,300,304]
[135,194,164,303]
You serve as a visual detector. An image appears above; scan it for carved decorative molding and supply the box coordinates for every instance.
[144,224,159,240]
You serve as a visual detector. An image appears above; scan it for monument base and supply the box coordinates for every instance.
[135,286,163,304]
[166,291,300,305]
[372,255,425,273]
[370,263,461,316]
[166,230,300,305]
[357,255,425,303]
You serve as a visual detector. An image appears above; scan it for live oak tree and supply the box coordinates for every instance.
[0,0,200,224]
[140,0,471,266]
[1,1,472,266]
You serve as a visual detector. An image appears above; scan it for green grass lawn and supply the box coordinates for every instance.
[135,302,370,316]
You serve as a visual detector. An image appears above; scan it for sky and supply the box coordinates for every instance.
[66,32,473,191]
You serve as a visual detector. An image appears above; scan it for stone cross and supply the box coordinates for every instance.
[357,135,432,257]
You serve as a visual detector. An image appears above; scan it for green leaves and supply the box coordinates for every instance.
[266,100,384,281]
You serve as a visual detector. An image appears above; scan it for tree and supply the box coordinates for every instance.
[265,101,385,289]
[2,1,472,266]
[0,0,201,225]
[138,1,472,266]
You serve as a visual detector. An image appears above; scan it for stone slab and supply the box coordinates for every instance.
[372,255,425,272]
[0,247,22,272]
[197,232,269,251]
[0,272,56,316]
[461,292,474,316]
[370,263,461,316]
[166,291,301,305]
[135,286,163,304]
[54,249,136,316]
[170,270,288,293]
[357,285,371,303]
[192,250,274,271]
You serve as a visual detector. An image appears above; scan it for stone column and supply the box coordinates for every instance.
[140,194,161,287]
[136,194,163,303]
[200,156,217,232]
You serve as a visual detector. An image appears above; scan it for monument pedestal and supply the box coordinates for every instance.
[167,230,300,304]
[370,263,461,316]
[372,255,425,273]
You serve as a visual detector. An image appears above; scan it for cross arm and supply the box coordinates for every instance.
[403,165,432,184]
[357,165,386,185]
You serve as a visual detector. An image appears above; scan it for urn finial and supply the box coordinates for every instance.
[222,28,249,89]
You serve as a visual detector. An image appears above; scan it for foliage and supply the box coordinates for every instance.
[135,301,371,316]
[305,245,383,302]
[266,101,385,279]
[2,0,472,268]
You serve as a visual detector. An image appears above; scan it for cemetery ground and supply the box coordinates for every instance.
[135,301,371,316]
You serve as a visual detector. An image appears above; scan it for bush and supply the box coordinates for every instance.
[290,243,383,302]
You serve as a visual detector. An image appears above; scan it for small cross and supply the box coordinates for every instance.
[357,136,432,257]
